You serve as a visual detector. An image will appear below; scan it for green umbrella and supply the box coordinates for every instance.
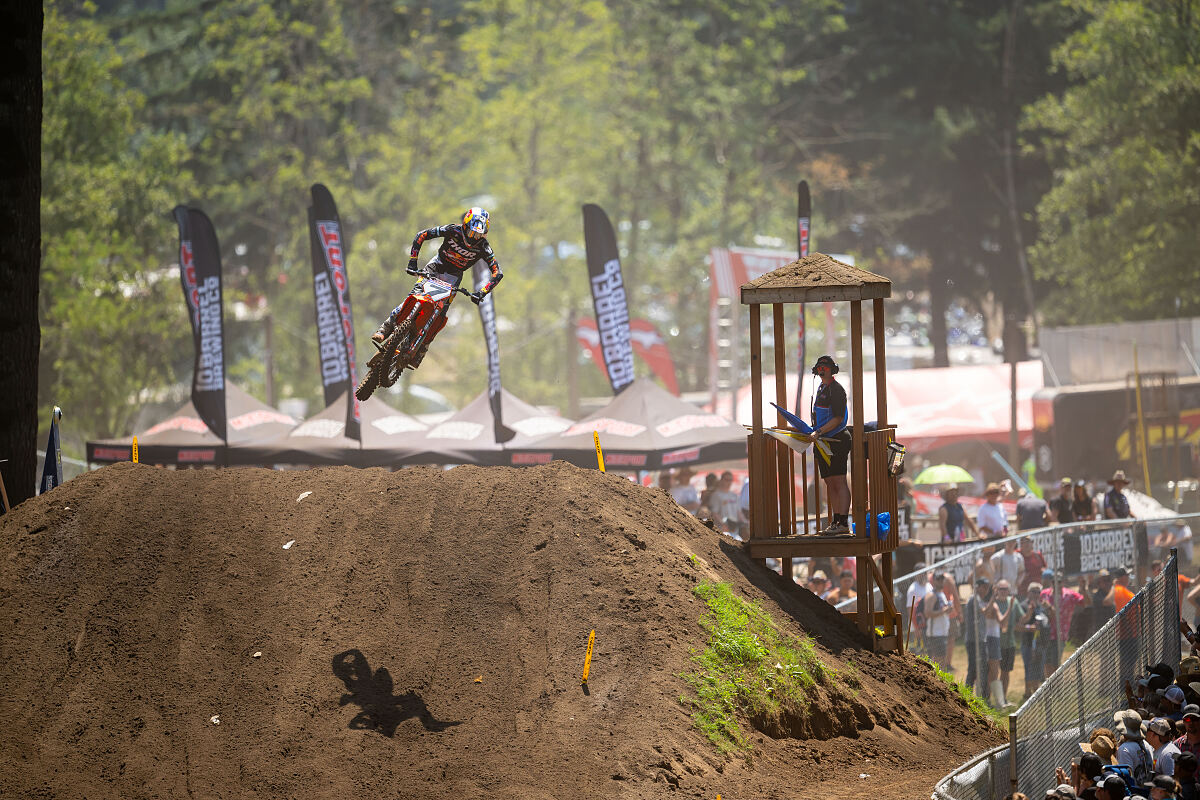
[912,464,975,486]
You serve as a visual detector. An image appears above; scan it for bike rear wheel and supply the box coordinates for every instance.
[376,317,414,389]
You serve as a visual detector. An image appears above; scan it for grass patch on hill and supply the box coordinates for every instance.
[680,581,828,752]
[918,655,1005,728]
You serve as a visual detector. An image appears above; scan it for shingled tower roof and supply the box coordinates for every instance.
[739,252,891,304]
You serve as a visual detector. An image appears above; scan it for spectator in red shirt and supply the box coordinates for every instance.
[1020,537,1048,594]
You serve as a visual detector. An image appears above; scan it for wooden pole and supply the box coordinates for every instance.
[874,296,895,643]
[749,303,765,553]
[801,453,810,536]
[773,303,792,540]
[906,595,918,651]
[851,300,871,635]
[873,298,888,427]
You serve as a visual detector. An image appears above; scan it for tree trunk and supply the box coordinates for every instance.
[0,1,42,508]
[1001,0,1039,342]
[929,263,950,368]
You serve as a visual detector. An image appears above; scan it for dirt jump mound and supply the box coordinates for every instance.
[0,461,1002,799]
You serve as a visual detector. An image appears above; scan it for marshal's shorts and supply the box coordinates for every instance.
[816,429,853,479]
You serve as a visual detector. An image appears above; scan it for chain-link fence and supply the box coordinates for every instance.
[930,537,1186,800]
[836,515,1195,694]
[1006,551,1179,799]
[931,742,1013,800]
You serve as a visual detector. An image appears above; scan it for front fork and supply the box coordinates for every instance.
[389,300,449,361]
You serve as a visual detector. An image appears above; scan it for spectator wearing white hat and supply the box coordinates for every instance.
[1161,686,1188,723]
[1148,717,1183,776]
[1114,708,1156,785]
[978,483,1009,537]
[806,570,831,600]
[1105,470,1135,520]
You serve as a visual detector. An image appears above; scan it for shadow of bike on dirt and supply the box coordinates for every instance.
[332,649,461,737]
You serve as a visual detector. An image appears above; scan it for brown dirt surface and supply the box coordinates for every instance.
[0,461,1004,799]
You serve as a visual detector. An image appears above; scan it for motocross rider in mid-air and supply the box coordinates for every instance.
[370,206,503,368]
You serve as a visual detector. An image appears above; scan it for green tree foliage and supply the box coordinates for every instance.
[40,1,193,452]
[40,0,1195,449]
[834,0,1075,364]
[1026,0,1200,324]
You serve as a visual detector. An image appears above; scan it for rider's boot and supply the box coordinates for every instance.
[410,344,429,369]
[371,316,395,348]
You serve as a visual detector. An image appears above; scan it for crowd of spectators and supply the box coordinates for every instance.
[907,544,1146,709]
[1001,645,1200,800]
[939,470,1138,544]
[659,466,749,537]
[658,462,1200,800]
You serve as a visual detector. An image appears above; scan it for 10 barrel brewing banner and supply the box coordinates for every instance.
[582,203,635,395]
[473,261,515,444]
[173,205,228,442]
[308,184,360,440]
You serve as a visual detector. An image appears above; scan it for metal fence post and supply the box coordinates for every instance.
[1075,657,1086,738]
[1173,547,1181,632]
[1009,714,1018,795]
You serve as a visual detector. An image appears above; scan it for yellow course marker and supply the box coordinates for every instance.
[593,432,605,472]
[581,629,595,684]
[132,435,139,463]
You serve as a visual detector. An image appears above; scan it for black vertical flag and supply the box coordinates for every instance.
[39,406,63,494]
[794,181,811,418]
[308,184,360,441]
[174,206,227,442]
[582,203,635,394]
[473,261,515,444]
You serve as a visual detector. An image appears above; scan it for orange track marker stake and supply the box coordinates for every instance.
[582,629,595,684]
[132,435,138,463]
[593,432,605,472]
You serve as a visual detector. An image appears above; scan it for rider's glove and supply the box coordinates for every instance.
[406,259,419,275]
[470,291,486,306]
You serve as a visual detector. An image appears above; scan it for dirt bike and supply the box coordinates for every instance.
[355,269,478,402]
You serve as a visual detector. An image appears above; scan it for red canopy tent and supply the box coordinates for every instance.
[229,390,428,467]
[403,388,574,466]
[86,382,298,466]
[511,377,747,469]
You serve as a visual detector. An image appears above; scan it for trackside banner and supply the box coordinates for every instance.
[473,261,515,443]
[794,180,810,418]
[174,205,227,442]
[308,184,360,441]
[582,203,635,394]
[915,524,1148,586]
[39,407,63,495]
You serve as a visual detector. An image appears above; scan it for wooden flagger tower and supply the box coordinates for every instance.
[741,253,903,651]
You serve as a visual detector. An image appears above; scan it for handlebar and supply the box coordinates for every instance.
[410,268,483,303]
